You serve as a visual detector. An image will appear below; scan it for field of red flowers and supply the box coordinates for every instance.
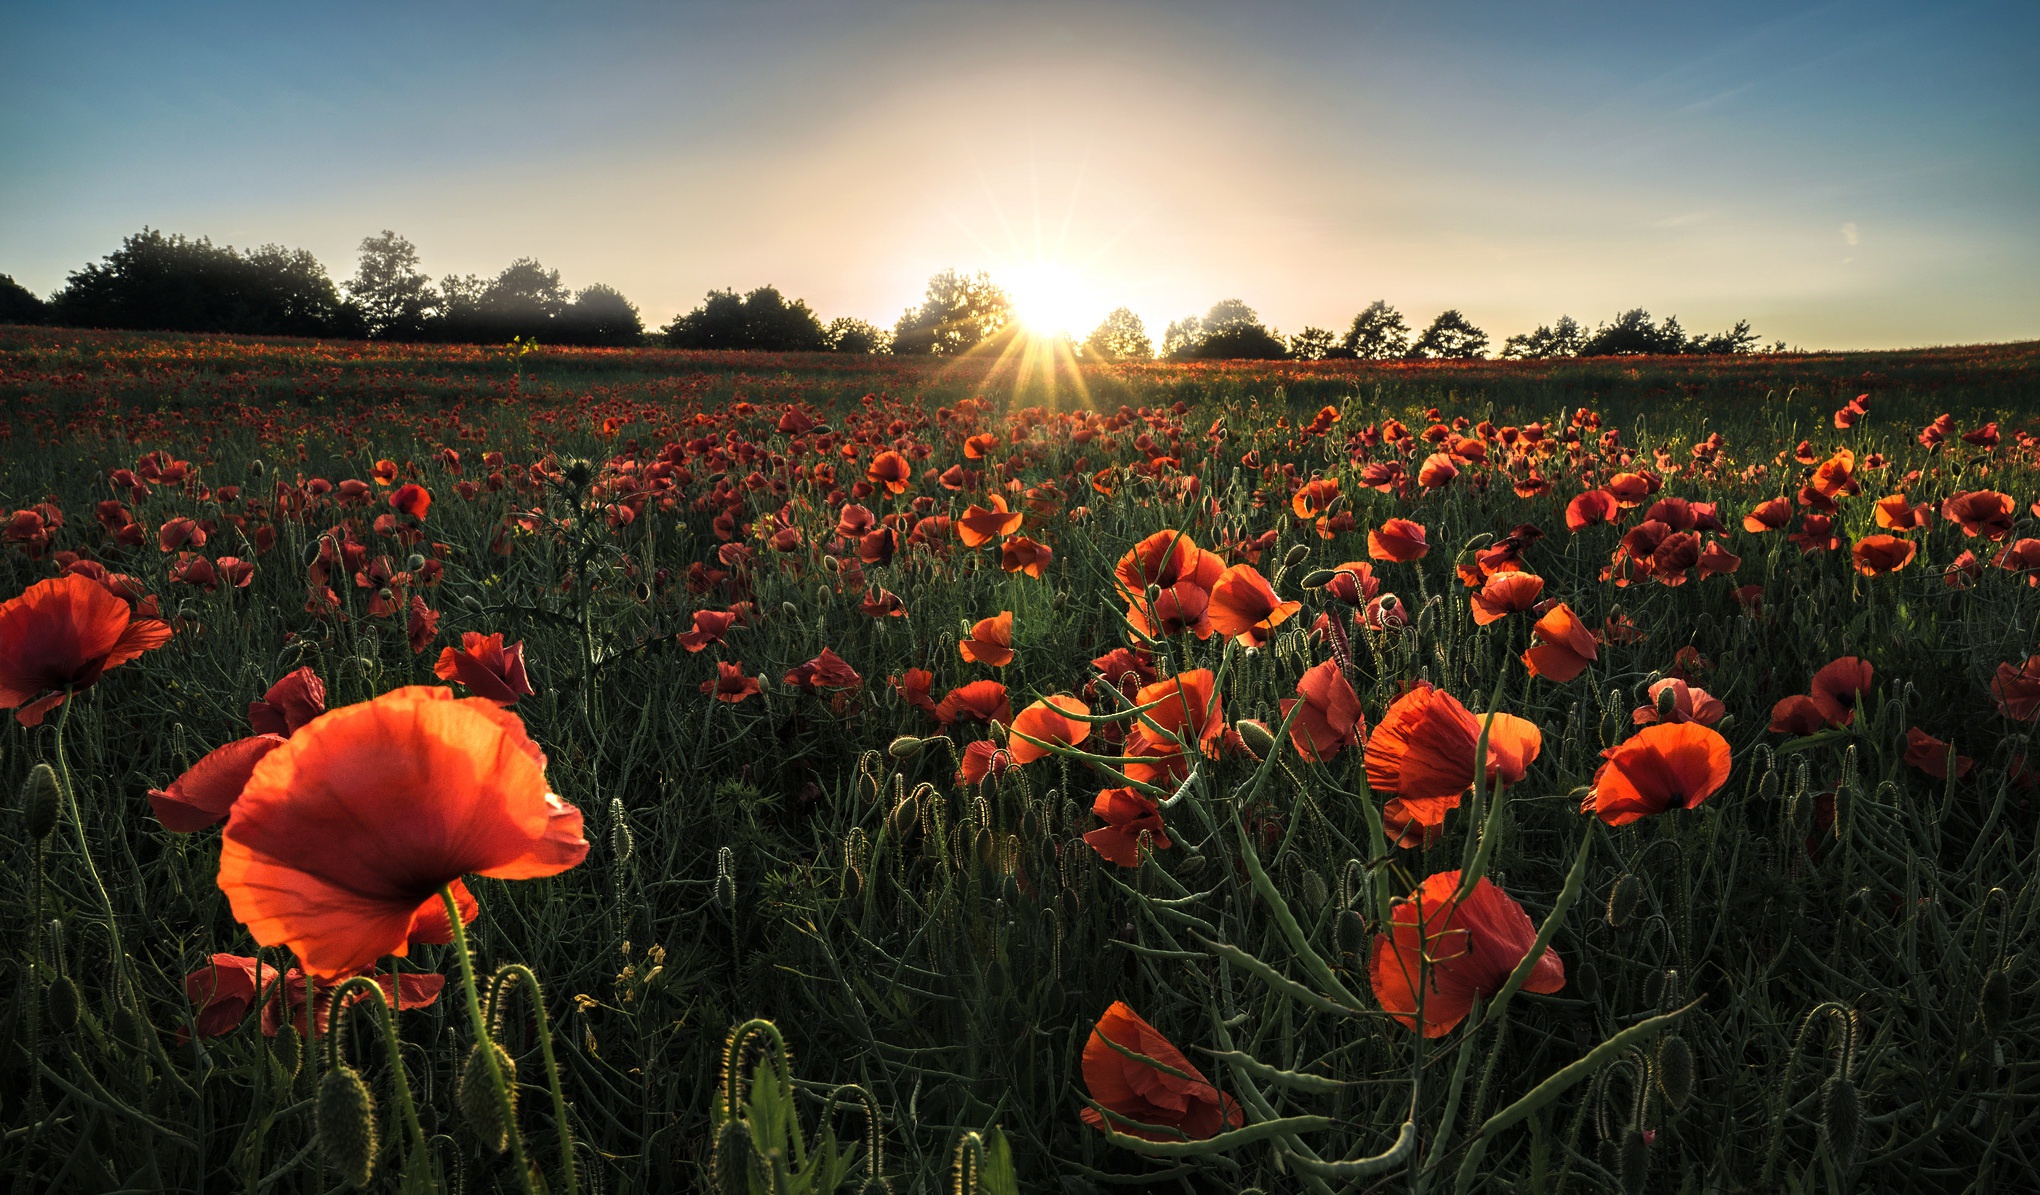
[2,324,2038,1193]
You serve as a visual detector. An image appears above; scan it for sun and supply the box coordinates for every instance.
[1004,261,1095,339]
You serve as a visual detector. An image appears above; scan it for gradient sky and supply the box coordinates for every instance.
[3,0,2036,349]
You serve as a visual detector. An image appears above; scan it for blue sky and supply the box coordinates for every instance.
[2,0,2035,348]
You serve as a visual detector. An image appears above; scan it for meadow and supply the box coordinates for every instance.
[1,324,2037,1194]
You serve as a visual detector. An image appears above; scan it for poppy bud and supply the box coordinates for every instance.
[888,735,925,760]
[1606,874,1642,928]
[1234,718,1277,758]
[1144,583,1162,606]
[1618,1128,1650,1195]
[1177,853,1207,877]
[1575,958,1601,1003]
[562,458,594,490]
[45,976,80,1034]
[1336,910,1368,963]
[1300,568,1337,589]
[273,1022,302,1082]
[1981,969,2011,1037]
[1820,1075,1859,1165]
[1283,544,1309,569]
[781,602,800,621]
[1759,767,1780,802]
[22,763,60,841]
[407,553,427,572]
[891,794,919,840]
[458,1040,516,1153]
[1656,1034,1695,1111]
[609,798,634,866]
[1300,870,1328,911]
[1656,685,1678,720]
[171,721,189,763]
[974,825,995,865]
[316,1063,379,1188]
[711,1117,754,1195]
[247,458,265,478]
[112,1004,154,1051]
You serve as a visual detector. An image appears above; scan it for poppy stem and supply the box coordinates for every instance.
[50,692,132,1001]
[493,964,582,1195]
[322,976,432,1177]
[440,885,540,1195]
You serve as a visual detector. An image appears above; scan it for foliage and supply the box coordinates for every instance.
[1287,325,1337,361]
[0,273,47,325]
[49,228,363,338]
[892,269,1011,356]
[1166,299,1289,360]
[1578,308,1764,358]
[1342,299,1411,360]
[1410,308,1490,359]
[1083,306,1152,362]
[1501,314,1588,360]
[347,231,438,341]
[666,286,829,352]
[824,316,890,355]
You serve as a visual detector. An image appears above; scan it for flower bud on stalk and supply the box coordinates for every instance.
[317,1063,380,1187]
[44,976,80,1034]
[22,763,60,841]
[458,1041,517,1154]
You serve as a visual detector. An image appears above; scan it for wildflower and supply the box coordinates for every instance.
[433,632,535,705]
[0,574,173,726]
[1941,491,2015,540]
[1809,657,1874,726]
[1851,535,1917,576]
[1281,660,1365,762]
[1566,490,1619,531]
[1742,497,1792,532]
[1522,603,1597,682]
[389,483,431,520]
[1205,563,1300,647]
[1470,572,1544,625]
[249,666,327,736]
[1583,723,1732,826]
[1368,518,1429,563]
[150,734,289,832]
[1079,1002,1241,1139]
[1370,872,1563,1037]
[956,494,1023,547]
[1990,656,2040,722]
[1631,679,1725,727]
[702,662,761,703]
[934,680,1011,726]
[1291,476,1339,518]
[1001,535,1052,577]
[1903,727,1974,781]
[677,609,739,651]
[784,648,863,692]
[1008,695,1090,764]
[1122,671,1225,784]
[959,611,1014,667]
[956,739,1014,787]
[1364,683,1541,838]
[891,667,937,715]
[865,450,912,495]
[1322,561,1380,606]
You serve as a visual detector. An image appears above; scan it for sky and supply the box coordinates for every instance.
[2,0,2037,350]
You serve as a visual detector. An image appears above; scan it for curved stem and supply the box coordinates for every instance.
[52,693,131,998]
[495,965,580,1195]
[323,977,432,1174]
[441,886,538,1195]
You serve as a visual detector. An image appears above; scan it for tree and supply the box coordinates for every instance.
[478,258,570,337]
[825,317,889,354]
[1342,301,1412,359]
[1082,307,1152,361]
[1499,315,1586,360]
[346,231,436,339]
[1162,317,1204,360]
[1166,300,1288,360]
[49,228,354,337]
[892,270,1011,356]
[557,284,644,347]
[1409,309,1489,360]
[0,274,47,324]
[1689,319,1761,355]
[663,286,828,351]
[1288,326,1337,361]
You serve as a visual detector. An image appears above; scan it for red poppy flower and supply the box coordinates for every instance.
[1368,518,1429,563]
[677,609,739,652]
[934,680,1011,725]
[1291,477,1340,519]
[1631,679,1725,727]
[1469,572,1544,625]
[1766,695,1825,735]
[858,526,899,565]
[1566,490,1620,532]
[1994,538,2040,584]
[1083,787,1172,867]
[956,739,1015,787]
[433,632,534,705]
[1991,656,2040,722]
[959,611,1014,667]
[1606,472,1655,507]
[865,450,912,495]
[0,574,174,726]
[388,483,431,520]
[1322,561,1380,606]
[264,966,446,1038]
[406,596,440,654]
[150,733,289,832]
[1091,647,1157,690]
[370,459,399,486]
[1873,493,1934,532]
[1522,603,1597,682]
[1001,536,1053,577]
[891,667,937,715]
[249,666,326,736]
[1696,541,1741,579]
[835,504,877,540]
[1364,683,1542,835]
[1903,727,1975,780]
[1851,535,1917,576]
[1370,872,1563,1038]
[702,661,761,703]
[217,686,588,979]
[784,647,863,692]
[1280,660,1365,762]
[1810,656,1874,726]
[1008,695,1090,763]
[1417,453,1460,488]
[1205,564,1301,647]
[957,494,1023,547]
[1742,497,1792,533]
[1123,671,1225,784]
[963,432,1000,459]
[183,954,282,1039]
[1114,530,1225,600]
[1809,449,1859,499]
[1941,490,2015,540]
[1583,723,1732,826]
[1079,1002,1241,1140]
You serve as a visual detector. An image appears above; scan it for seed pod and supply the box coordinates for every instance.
[1820,1075,1859,1165]
[1618,1128,1650,1195]
[1656,1034,1695,1111]
[1606,873,1642,928]
[1282,544,1309,569]
[458,1040,517,1153]
[1176,853,1207,877]
[406,553,428,573]
[22,763,60,841]
[1299,869,1328,912]
[609,798,634,865]
[1981,969,2011,1037]
[316,1063,380,1188]
[44,976,80,1034]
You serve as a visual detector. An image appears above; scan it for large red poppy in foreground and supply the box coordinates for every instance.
[1583,722,1732,826]
[1080,1001,1242,1140]
[0,573,173,725]
[218,685,588,979]
[1370,871,1563,1037]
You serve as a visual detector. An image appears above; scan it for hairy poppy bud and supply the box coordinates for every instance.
[891,793,920,841]
[45,976,80,1034]
[1300,568,1338,589]
[407,553,428,573]
[1234,718,1277,759]
[1300,870,1328,912]
[562,458,594,490]
[1337,910,1368,963]
[1656,685,1678,720]
[781,602,800,621]
[22,763,59,841]
[1759,766,1779,802]
[1575,958,1601,1003]
[974,825,995,866]
[1606,874,1642,928]
[711,1116,754,1195]
[273,1023,302,1082]
[1283,544,1309,569]
[316,1063,379,1188]
[1177,853,1207,877]
[888,735,925,760]
[1981,969,2011,1037]
[1820,1074,1859,1164]
[246,457,265,478]
[1656,1034,1695,1111]
[609,798,634,866]
[458,1040,517,1153]
[112,1004,154,1051]
[1144,583,1162,606]
[1618,1128,1650,1195]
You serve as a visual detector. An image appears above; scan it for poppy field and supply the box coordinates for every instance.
[2,325,2038,1193]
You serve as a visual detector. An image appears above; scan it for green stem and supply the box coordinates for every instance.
[495,965,581,1195]
[323,977,432,1174]
[51,693,131,998]
[441,886,539,1195]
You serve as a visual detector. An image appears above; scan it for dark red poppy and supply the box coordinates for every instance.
[183,954,281,1039]
[1742,497,1792,533]
[433,632,534,705]
[891,668,937,715]
[1079,1002,1241,1140]
[934,680,1011,726]
[1281,660,1365,762]
[1082,787,1172,867]
[1566,490,1620,532]
[1991,656,2040,722]
[150,733,289,832]
[1470,572,1543,625]
[1630,679,1725,727]
[1942,491,2015,540]
[249,666,326,736]
[784,648,863,692]
[263,965,446,1037]
[1583,723,1732,826]
[1322,561,1380,606]
[677,609,739,652]
[1370,872,1563,1037]
[1903,727,1975,780]
[703,661,762,703]
[1810,656,1874,726]
[0,574,173,726]
[956,739,1015,787]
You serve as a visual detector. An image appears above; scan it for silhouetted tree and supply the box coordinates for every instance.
[1500,315,1586,359]
[1409,309,1489,360]
[1083,307,1152,361]
[1166,300,1288,360]
[477,258,570,338]
[892,270,1011,355]
[50,228,360,337]
[1342,300,1410,360]
[664,286,828,351]
[825,317,889,354]
[0,274,46,325]
[1288,326,1337,361]
[556,284,644,346]
[347,231,437,339]
[1689,319,1761,355]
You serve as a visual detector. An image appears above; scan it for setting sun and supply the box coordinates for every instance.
[1003,261,1096,339]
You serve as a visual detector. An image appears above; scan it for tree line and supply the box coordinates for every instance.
[0,229,1773,359]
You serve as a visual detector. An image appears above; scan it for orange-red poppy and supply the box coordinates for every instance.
[1809,449,1859,498]
[1008,695,1090,764]
[1368,518,1429,563]
[860,587,908,618]
[150,733,288,832]
[1204,563,1301,647]
[1522,603,1597,682]
[1851,534,1917,576]
[957,494,1023,547]
[1742,497,1792,533]
[1942,490,2015,540]
[1994,538,2040,584]
[1630,678,1725,727]
[956,739,1015,787]
[1809,656,1873,726]
[262,965,445,1038]
[248,666,326,737]
[0,573,173,726]
[1582,722,1732,826]
[1364,683,1542,836]
[1079,1002,1241,1140]
[962,432,1000,459]
[1903,727,1974,780]
[1469,572,1544,625]
[1417,452,1460,489]
[702,661,761,702]
[1370,872,1563,1037]
[1001,535,1052,577]
[1566,489,1619,532]
[1873,493,1934,532]
[784,648,863,692]
[1114,530,1225,600]
[1322,561,1380,606]
[1281,660,1365,762]
[1123,671,1225,784]
[865,450,912,495]
[934,680,1011,726]
[677,609,739,652]
[433,631,533,705]
[959,611,1014,667]
[217,686,588,979]
[891,667,937,716]
[1290,476,1340,519]
[389,483,431,520]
